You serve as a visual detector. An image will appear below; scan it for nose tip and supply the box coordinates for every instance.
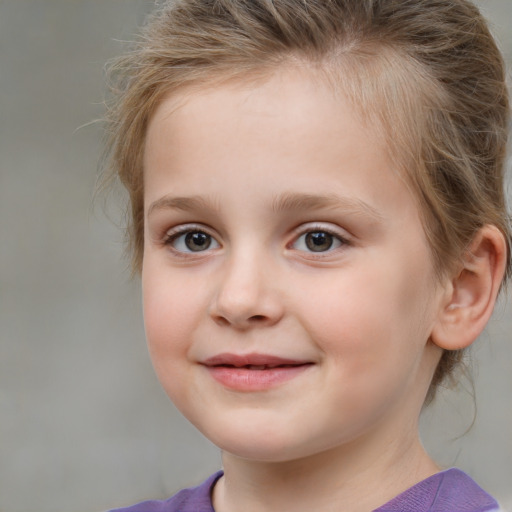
[209,267,284,330]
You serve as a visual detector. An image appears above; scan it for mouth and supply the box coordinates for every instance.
[201,353,314,391]
[215,364,303,370]
[203,353,313,369]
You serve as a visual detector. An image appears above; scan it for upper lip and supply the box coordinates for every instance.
[202,353,312,368]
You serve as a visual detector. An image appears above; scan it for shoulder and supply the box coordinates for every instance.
[108,471,223,512]
[375,468,501,512]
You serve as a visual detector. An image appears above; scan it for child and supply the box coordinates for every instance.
[105,0,510,510]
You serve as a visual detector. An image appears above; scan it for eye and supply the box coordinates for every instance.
[165,229,220,253]
[292,229,346,253]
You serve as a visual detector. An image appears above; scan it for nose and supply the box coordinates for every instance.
[209,251,284,330]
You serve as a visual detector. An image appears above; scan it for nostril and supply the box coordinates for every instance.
[249,315,266,322]
[213,316,231,327]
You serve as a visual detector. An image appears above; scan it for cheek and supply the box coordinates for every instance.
[302,259,434,370]
[300,267,434,432]
[142,267,207,416]
[142,263,202,372]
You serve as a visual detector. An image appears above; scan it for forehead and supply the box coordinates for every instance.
[143,68,424,232]
[145,66,391,176]
[144,54,425,176]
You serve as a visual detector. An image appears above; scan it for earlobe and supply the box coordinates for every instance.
[431,225,507,351]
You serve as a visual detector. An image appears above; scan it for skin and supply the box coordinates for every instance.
[141,68,463,511]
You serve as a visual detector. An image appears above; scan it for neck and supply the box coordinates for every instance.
[213,427,438,512]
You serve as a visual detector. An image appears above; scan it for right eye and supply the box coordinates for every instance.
[165,229,220,253]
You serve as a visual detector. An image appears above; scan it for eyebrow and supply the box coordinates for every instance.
[147,192,383,221]
[271,192,383,221]
[147,195,220,218]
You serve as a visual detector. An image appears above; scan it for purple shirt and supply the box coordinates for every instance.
[109,468,500,512]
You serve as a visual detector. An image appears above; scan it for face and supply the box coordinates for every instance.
[142,69,445,463]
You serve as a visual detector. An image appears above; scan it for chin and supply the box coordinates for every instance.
[192,416,309,462]
[218,440,308,463]
[205,423,348,464]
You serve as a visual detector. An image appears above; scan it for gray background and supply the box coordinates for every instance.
[0,1,510,511]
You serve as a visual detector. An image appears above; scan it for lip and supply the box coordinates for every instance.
[201,352,314,391]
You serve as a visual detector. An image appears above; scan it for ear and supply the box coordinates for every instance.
[431,225,507,351]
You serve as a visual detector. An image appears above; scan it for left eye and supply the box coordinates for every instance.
[167,230,220,253]
[293,230,344,253]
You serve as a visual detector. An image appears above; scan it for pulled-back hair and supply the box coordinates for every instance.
[103,0,510,400]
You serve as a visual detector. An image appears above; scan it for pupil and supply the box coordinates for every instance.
[185,232,211,251]
[305,232,333,252]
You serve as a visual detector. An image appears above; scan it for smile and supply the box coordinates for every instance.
[201,353,314,391]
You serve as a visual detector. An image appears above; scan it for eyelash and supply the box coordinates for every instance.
[163,224,220,255]
[161,223,351,257]
[289,224,351,256]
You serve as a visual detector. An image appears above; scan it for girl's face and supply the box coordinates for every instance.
[142,69,445,462]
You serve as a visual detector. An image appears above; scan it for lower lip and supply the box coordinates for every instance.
[204,365,312,391]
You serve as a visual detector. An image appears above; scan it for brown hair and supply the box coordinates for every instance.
[103,0,510,399]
